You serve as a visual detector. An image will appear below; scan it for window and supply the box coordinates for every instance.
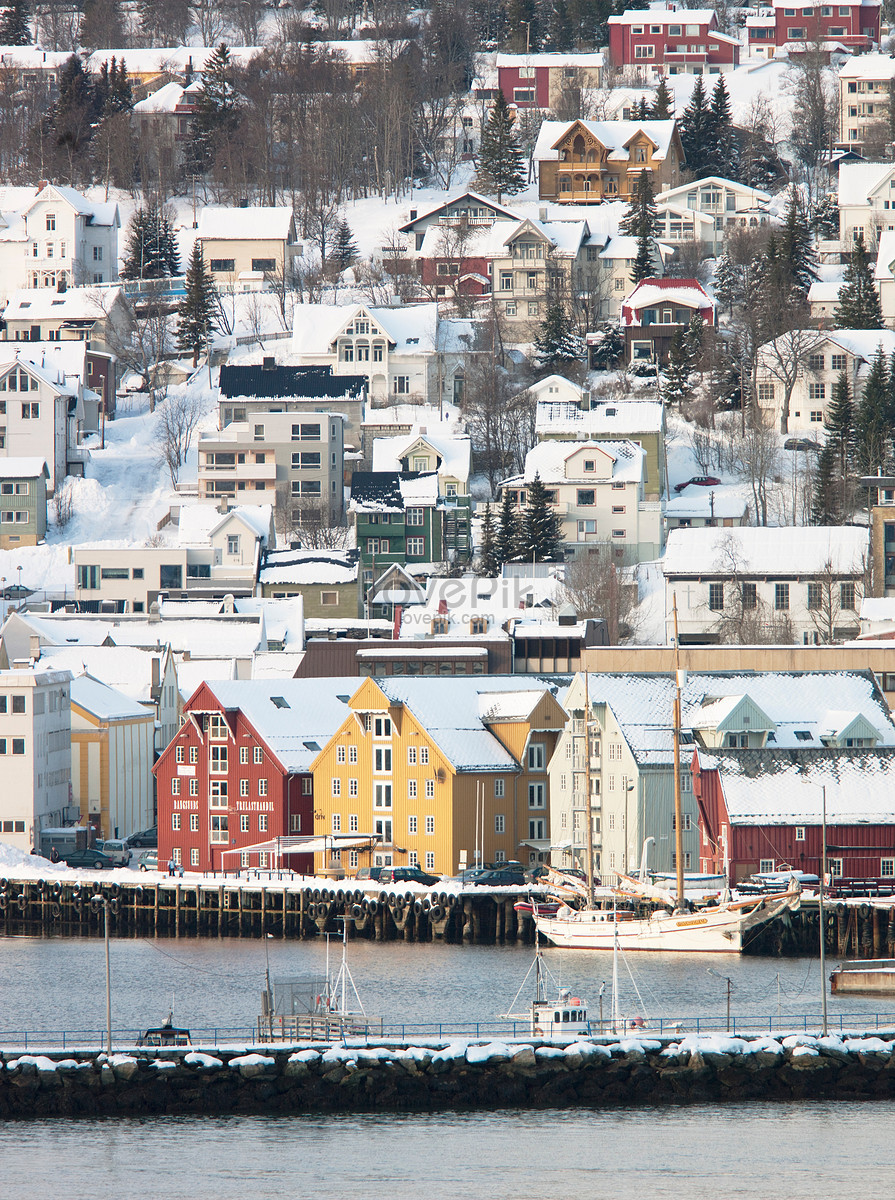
[406,507,424,527]
[409,815,418,835]
[634,44,655,57]
[332,814,341,833]
[672,813,692,831]
[173,849,182,866]
[577,489,595,507]
[240,813,250,833]
[808,382,825,401]
[739,582,756,611]
[190,779,198,797]
[528,783,546,809]
[831,354,847,371]
[21,403,39,419]
[209,781,227,807]
[210,259,235,272]
[840,582,856,610]
[426,779,434,799]
[172,813,181,830]
[393,376,410,395]
[227,534,240,555]
[420,747,429,765]
[406,537,425,556]
[175,746,184,764]
[258,779,267,797]
[349,745,358,764]
[407,746,417,765]
[759,859,775,873]
[808,354,824,371]
[494,778,505,798]
[709,582,724,611]
[881,858,895,877]
[240,779,249,797]
[374,747,392,772]
[209,745,228,773]
[252,258,276,272]
[349,779,358,797]
[528,818,545,840]
[527,743,545,770]
[795,826,806,841]
[408,779,417,799]
[332,777,341,797]
[374,783,392,809]
[210,814,228,843]
[499,271,512,291]
[190,813,199,831]
[425,815,435,835]
[807,582,822,610]
[190,848,200,867]
[337,745,346,764]
[254,746,263,764]
[775,583,789,611]
[349,814,358,832]
[239,746,249,764]
[757,383,775,403]
[828,858,842,877]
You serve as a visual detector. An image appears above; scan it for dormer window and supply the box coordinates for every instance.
[725,733,748,748]
[583,459,595,472]
[470,616,488,634]
[431,616,448,634]
[794,730,812,741]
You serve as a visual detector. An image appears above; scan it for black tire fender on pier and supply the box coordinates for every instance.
[352,904,364,919]
[0,892,7,910]
[368,899,379,915]
[429,904,444,921]
[16,891,27,910]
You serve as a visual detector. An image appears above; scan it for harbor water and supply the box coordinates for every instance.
[0,934,891,1196]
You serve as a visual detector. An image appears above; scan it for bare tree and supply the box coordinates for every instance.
[275,484,350,548]
[718,412,780,527]
[808,557,867,643]
[102,283,175,413]
[155,392,202,487]
[563,548,640,642]
[52,480,75,530]
[190,1,229,44]
[380,225,419,303]
[756,327,826,435]
[708,534,796,644]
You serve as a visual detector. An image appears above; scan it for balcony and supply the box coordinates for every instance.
[199,458,277,481]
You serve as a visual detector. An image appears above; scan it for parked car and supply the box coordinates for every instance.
[378,866,441,886]
[138,851,159,872]
[62,847,115,870]
[527,865,587,882]
[126,826,157,848]
[673,475,722,493]
[459,866,527,886]
[95,839,131,867]
[354,866,383,882]
[783,438,820,453]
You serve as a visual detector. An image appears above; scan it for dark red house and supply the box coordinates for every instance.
[155,679,356,873]
[746,0,879,58]
[607,8,740,76]
[622,277,716,363]
[693,748,895,884]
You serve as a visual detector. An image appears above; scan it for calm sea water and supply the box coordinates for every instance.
[0,936,891,1196]
[0,1104,885,1199]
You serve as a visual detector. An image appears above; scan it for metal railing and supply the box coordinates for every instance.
[3,1012,895,1052]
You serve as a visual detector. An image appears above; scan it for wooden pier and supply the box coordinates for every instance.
[1,876,893,955]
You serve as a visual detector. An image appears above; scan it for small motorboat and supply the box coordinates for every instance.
[137,1016,192,1047]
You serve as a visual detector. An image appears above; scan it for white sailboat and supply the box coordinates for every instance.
[534,604,801,953]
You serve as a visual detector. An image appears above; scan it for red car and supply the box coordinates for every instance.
[673,475,721,493]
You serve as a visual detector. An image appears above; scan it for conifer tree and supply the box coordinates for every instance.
[662,326,693,405]
[478,502,500,577]
[619,167,657,239]
[636,95,649,120]
[631,231,655,285]
[79,0,124,52]
[708,75,736,178]
[121,204,180,279]
[0,0,31,44]
[834,232,883,329]
[821,369,855,521]
[811,441,840,525]
[854,346,890,475]
[679,74,713,178]
[588,321,625,369]
[713,250,739,317]
[779,192,818,298]
[496,488,521,565]
[651,76,673,119]
[191,44,241,172]
[476,90,525,203]
[534,301,584,370]
[176,243,218,367]
[520,473,564,561]
[331,218,359,274]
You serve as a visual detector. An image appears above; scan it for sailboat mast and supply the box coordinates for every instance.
[584,671,595,907]
[672,596,685,913]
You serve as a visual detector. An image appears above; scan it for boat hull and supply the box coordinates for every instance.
[534,908,745,952]
[830,961,895,995]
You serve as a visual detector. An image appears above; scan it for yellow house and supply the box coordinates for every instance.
[70,673,155,841]
[310,677,568,875]
[536,118,683,204]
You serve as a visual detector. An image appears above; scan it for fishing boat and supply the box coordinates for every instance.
[501,931,593,1039]
[830,959,895,995]
[534,606,801,953]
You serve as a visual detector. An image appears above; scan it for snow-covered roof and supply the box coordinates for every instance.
[518,438,645,485]
[399,191,522,231]
[34,645,170,706]
[860,597,895,622]
[808,280,843,302]
[13,611,267,659]
[3,287,120,322]
[874,231,895,281]
[362,402,463,431]
[368,676,562,771]
[624,278,716,312]
[371,431,472,481]
[259,549,358,587]
[701,750,895,825]
[662,526,869,577]
[197,206,295,242]
[838,52,895,80]
[0,47,71,69]
[0,457,48,480]
[810,328,895,360]
[70,673,151,723]
[133,82,186,114]
[664,491,747,520]
[608,8,716,22]
[656,177,772,206]
[534,119,678,163]
[174,503,272,547]
[399,474,441,505]
[84,46,264,75]
[838,161,893,208]
[397,573,566,640]
[536,399,664,436]
[0,349,78,395]
[291,302,469,358]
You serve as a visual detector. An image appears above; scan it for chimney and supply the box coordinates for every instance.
[538,206,547,221]
[37,180,48,192]
[148,600,160,624]
[151,655,160,695]
[409,208,417,221]
[262,356,276,370]
[223,594,235,614]
[29,634,41,661]
[218,498,229,515]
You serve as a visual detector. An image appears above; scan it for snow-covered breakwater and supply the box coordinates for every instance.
[3,1033,895,1118]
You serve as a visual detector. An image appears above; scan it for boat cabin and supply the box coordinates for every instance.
[531,988,590,1039]
[138,1021,192,1047]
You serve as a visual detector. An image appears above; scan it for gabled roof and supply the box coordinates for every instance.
[349,471,404,512]
[218,363,366,400]
[534,118,678,163]
[536,398,664,437]
[656,177,771,206]
[71,672,152,723]
[516,438,645,485]
[623,277,715,312]
[260,548,359,587]
[34,644,173,707]
[372,431,472,481]
[838,161,893,208]
[0,457,48,480]
[291,302,450,357]
[608,8,717,23]
[398,191,522,232]
[22,184,119,226]
[691,693,776,733]
[3,287,121,323]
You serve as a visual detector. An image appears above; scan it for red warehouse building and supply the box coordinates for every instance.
[693,748,895,884]
[155,679,358,873]
[746,0,880,58]
[608,8,740,76]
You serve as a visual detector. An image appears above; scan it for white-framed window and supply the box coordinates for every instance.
[828,857,843,877]
[374,783,392,808]
[881,858,894,877]
[759,858,775,873]
[175,745,184,763]
[190,848,200,866]
[172,813,181,830]
[210,814,228,843]
[240,779,249,797]
[420,747,429,765]
[258,778,267,797]
[349,745,357,763]
[332,814,341,833]
[408,746,417,765]
[239,746,249,764]
[190,813,199,832]
[332,778,341,797]
[672,813,692,831]
[425,815,435,835]
[409,815,418,834]
[337,745,346,763]
[406,536,426,556]
[425,852,435,870]
[254,746,263,764]
[190,746,198,764]
[349,779,358,797]
[374,746,392,772]
[425,779,435,798]
[209,781,227,808]
[240,814,250,832]
[241,851,250,868]
[528,818,545,839]
[528,783,546,809]
[209,745,227,773]
[408,779,417,798]
[171,778,180,795]
[173,848,182,865]
[527,743,545,771]
[349,814,358,833]
[795,826,806,841]
[349,850,358,868]
[494,778,505,798]
[672,851,692,868]
[495,814,505,834]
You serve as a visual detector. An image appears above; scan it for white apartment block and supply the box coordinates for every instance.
[0,668,72,853]
[838,54,895,153]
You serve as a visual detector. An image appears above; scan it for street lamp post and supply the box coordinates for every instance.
[92,893,113,1054]
[707,967,732,1032]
